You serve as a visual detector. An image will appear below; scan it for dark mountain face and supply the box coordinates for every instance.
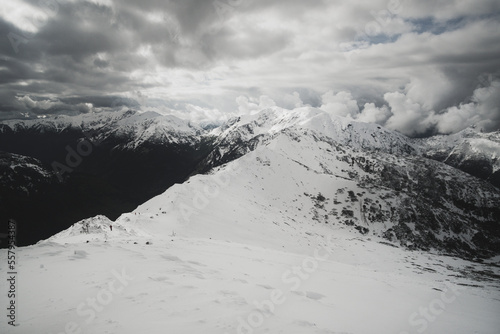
[0,116,214,247]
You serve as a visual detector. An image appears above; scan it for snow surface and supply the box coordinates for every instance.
[1,215,498,333]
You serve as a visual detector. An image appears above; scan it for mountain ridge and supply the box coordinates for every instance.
[44,110,500,258]
[2,108,499,253]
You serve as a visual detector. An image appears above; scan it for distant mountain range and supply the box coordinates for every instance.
[1,108,499,257]
[0,110,211,246]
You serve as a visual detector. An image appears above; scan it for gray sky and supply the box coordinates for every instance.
[1,0,499,136]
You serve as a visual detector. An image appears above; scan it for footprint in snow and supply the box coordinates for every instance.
[233,278,248,284]
[149,276,171,283]
[295,320,317,327]
[43,250,64,256]
[305,291,326,300]
[181,285,196,290]
[257,284,274,290]
[70,250,88,260]
[187,260,206,267]
[230,296,248,306]
[161,254,182,262]
[219,290,238,296]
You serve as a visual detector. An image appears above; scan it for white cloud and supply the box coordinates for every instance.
[282,92,304,109]
[432,80,500,133]
[183,104,228,126]
[236,96,260,115]
[357,103,391,124]
[404,71,456,111]
[383,92,435,136]
[0,0,54,34]
[235,95,277,115]
[14,95,95,116]
[16,95,58,110]
[320,91,360,118]
[259,95,276,109]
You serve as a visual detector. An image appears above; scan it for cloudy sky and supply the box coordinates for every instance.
[1,0,499,136]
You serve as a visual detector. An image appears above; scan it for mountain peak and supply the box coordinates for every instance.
[211,107,418,157]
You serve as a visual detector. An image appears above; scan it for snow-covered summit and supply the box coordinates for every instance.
[211,107,418,155]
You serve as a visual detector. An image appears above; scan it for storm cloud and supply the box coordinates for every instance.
[1,0,499,135]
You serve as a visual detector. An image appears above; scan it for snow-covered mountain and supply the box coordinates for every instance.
[200,108,500,191]
[417,128,500,187]
[2,108,500,333]
[2,107,500,251]
[197,107,417,172]
[211,107,418,154]
[182,108,500,258]
[56,108,500,258]
[0,109,203,145]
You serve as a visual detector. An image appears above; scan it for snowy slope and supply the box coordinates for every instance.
[3,222,500,334]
